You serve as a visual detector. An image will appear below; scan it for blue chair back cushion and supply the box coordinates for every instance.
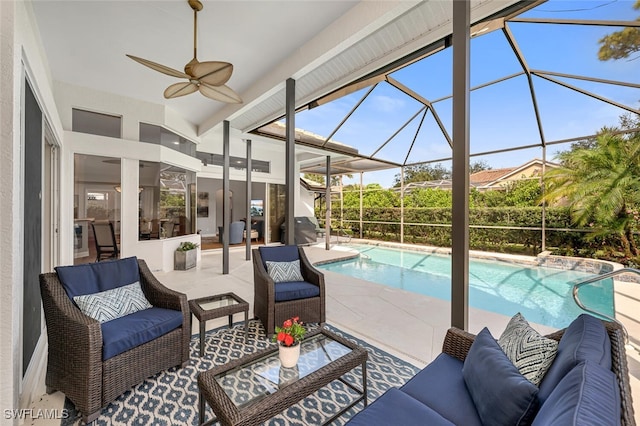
[346,388,454,426]
[274,281,320,302]
[100,307,183,360]
[400,353,482,426]
[55,256,140,299]
[259,245,300,269]
[462,328,539,426]
[532,360,620,426]
[538,314,611,403]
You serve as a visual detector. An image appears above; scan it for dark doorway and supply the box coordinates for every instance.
[23,79,42,375]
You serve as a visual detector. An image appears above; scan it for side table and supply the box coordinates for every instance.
[189,292,249,357]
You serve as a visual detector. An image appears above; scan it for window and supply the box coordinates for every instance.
[139,123,196,156]
[139,162,196,240]
[72,108,122,138]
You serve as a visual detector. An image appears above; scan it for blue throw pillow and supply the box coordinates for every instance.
[462,328,539,426]
[538,314,611,403]
[532,361,620,426]
[55,256,140,299]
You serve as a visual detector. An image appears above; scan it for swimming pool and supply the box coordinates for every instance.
[317,244,614,329]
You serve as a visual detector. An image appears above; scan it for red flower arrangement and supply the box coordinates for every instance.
[273,316,306,347]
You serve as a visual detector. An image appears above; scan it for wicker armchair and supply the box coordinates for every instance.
[39,258,190,424]
[441,320,635,426]
[253,245,325,336]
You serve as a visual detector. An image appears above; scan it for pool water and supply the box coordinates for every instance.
[317,245,614,329]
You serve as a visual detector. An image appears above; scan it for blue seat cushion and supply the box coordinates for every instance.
[462,328,539,426]
[533,361,620,426]
[274,281,320,302]
[55,256,140,299]
[400,353,482,426]
[346,388,454,426]
[259,245,299,269]
[538,314,611,403]
[101,307,183,360]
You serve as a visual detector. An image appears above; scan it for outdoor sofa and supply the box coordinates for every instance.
[347,314,634,426]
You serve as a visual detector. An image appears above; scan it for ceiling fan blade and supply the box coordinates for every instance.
[199,82,242,104]
[192,61,233,86]
[164,82,198,99]
[127,54,190,79]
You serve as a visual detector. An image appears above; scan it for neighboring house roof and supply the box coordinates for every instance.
[469,167,517,187]
[471,158,560,189]
[399,159,560,191]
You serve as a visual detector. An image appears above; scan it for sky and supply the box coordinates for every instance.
[293,0,640,188]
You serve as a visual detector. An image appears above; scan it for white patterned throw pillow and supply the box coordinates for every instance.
[498,313,558,386]
[73,281,153,323]
[266,260,304,283]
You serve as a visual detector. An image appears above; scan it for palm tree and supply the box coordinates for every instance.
[543,126,640,258]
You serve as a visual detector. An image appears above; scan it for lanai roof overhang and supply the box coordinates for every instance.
[219,0,640,178]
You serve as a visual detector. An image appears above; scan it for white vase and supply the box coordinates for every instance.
[278,343,301,368]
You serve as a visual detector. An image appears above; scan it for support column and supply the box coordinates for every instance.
[285,78,296,246]
[359,172,363,239]
[541,145,546,252]
[451,0,470,330]
[400,166,405,244]
[222,120,230,274]
[325,156,331,250]
[245,139,252,260]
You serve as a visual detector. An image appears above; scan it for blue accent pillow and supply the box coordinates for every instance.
[533,361,620,426]
[538,314,611,403]
[55,256,140,299]
[259,245,300,268]
[462,328,539,426]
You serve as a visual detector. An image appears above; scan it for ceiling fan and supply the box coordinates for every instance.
[127,0,241,104]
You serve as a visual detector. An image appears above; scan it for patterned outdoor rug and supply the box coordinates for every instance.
[62,320,420,425]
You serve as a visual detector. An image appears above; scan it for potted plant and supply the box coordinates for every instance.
[273,316,306,368]
[174,241,199,270]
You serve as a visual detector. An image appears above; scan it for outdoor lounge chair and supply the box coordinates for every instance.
[39,257,190,423]
[253,245,325,336]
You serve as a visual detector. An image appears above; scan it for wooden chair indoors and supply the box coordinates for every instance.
[91,220,119,262]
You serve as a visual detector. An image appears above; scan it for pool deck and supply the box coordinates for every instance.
[26,240,640,424]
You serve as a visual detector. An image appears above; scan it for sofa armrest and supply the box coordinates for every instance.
[298,248,325,290]
[442,327,476,362]
[138,259,188,311]
[137,259,190,363]
[39,272,103,414]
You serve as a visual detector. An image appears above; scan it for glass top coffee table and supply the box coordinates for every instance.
[197,328,368,426]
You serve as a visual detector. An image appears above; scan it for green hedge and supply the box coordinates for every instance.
[317,206,597,255]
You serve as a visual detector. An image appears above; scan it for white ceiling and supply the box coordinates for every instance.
[30,0,523,140]
[31,0,358,125]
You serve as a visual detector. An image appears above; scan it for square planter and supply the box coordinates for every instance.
[175,248,197,270]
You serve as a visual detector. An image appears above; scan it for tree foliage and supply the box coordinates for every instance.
[598,1,640,61]
[543,123,640,257]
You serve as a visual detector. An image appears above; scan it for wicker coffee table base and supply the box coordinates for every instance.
[197,329,368,426]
